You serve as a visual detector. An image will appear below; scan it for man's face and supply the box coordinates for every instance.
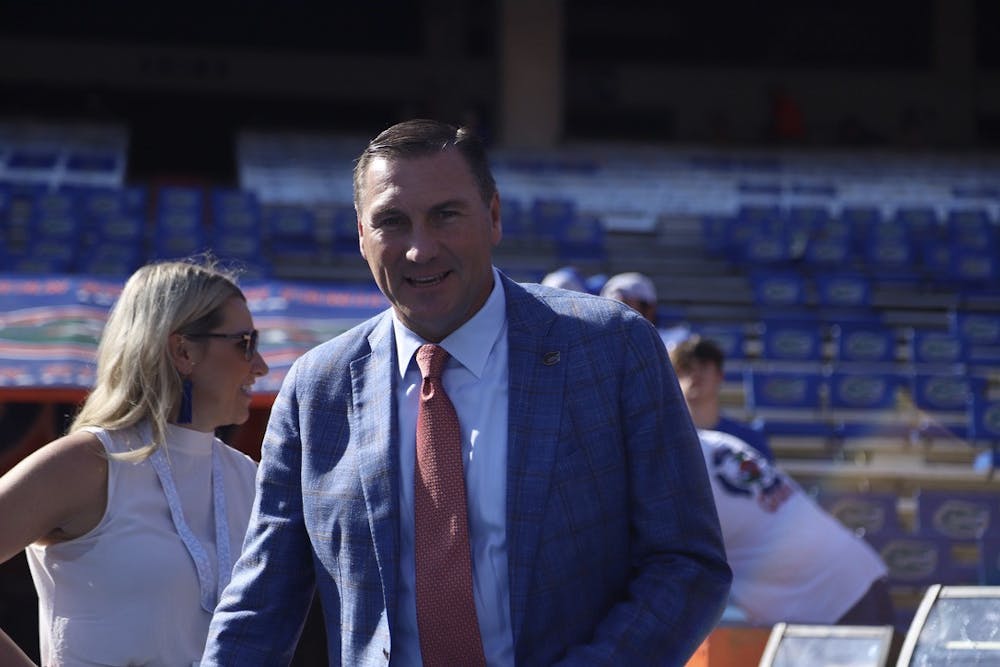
[357,148,502,342]
[675,359,723,408]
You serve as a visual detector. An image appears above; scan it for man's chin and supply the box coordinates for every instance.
[399,309,455,339]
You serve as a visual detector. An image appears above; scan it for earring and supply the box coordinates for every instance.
[178,377,193,424]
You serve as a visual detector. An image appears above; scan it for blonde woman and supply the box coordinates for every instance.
[0,258,268,666]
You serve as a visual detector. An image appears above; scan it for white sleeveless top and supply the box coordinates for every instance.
[25,423,258,667]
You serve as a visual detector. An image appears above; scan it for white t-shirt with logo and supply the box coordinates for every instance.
[699,429,888,625]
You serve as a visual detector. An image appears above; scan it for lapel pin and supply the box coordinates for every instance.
[542,351,560,366]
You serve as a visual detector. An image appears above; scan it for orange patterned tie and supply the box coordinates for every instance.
[414,344,486,667]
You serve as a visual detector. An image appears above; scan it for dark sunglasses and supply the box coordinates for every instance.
[186,329,259,361]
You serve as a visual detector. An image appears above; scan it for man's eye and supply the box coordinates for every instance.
[376,217,403,228]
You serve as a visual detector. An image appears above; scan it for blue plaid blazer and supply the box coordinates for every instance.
[203,273,731,666]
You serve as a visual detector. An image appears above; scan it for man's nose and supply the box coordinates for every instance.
[405,224,439,263]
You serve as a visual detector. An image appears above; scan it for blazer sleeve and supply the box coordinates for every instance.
[556,316,732,666]
[202,359,318,666]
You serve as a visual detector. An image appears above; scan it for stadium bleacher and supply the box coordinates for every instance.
[3,120,1000,655]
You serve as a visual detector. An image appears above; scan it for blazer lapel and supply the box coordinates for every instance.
[501,277,567,645]
[351,314,400,624]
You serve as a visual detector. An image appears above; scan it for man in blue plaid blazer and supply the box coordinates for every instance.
[203,120,730,666]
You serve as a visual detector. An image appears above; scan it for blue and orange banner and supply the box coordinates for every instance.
[0,274,389,402]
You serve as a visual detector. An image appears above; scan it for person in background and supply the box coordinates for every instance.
[540,265,587,292]
[698,429,893,626]
[203,118,731,666]
[584,272,608,295]
[600,270,692,349]
[0,258,268,666]
[599,270,659,325]
[670,334,775,462]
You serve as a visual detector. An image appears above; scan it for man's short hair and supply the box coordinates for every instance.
[669,335,725,372]
[353,118,496,215]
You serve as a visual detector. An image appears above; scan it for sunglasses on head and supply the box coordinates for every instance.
[185,329,259,361]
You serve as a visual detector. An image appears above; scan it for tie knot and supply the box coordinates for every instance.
[416,344,450,380]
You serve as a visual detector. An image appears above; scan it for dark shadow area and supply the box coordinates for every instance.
[0,552,40,664]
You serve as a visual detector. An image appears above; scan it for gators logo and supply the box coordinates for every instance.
[931,500,990,539]
[879,540,938,582]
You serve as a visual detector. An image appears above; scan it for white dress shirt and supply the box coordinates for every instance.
[391,267,514,666]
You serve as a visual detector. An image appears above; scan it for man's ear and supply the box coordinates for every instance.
[489,192,502,245]
[168,333,196,374]
[357,211,368,260]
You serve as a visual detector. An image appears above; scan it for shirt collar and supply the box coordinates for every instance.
[394,266,506,380]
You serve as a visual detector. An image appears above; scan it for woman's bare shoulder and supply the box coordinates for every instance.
[0,429,109,553]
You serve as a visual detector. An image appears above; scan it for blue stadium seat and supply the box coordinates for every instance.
[946,208,993,251]
[969,396,1000,445]
[11,190,83,273]
[918,237,954,282]
[815,490,905,539]
[865,235,917,277]
[840,205,883,243]
[65,150,121,180]
[78,241,144,277]
[700,214,731,258]
[909,330,966,368]
[915,489,995,541]
[745,369,826,411]
[75,186,147,276]
[554,211,606,262]
[759,321,826,369]
[742,227,794,265]
[912,374,974,414]
[951,311,1000,346]
[157,185,203,214]
[910,373,976,442]
[829,372,903,411]
[786,204,832,231]
[727,206,786,265]
[152,186,206,260]
[749,271,808,310]
[530,197,576,240]
[893,206,939,233]
[952,312,1000,377]
[265,204,320,264]
[744,369,831,440]
[828,372,911,445]
[949,249,998,287]
[832,323,898,366]
[6,148,59,172]
[802,232,852,268]
[867,525,982,588]
[210,188,268,275]
[737,203,783,224]
[737,182,782,197]
[865,531,955,588]
[330,203,359,253]
[500,198,533,242]
[814,274,876,323]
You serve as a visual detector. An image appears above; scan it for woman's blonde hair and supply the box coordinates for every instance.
[71,258,244,459]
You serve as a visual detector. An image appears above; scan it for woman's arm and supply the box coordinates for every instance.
[0,431,108,562]
[0,627,35,667]
[0,431,108,666]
